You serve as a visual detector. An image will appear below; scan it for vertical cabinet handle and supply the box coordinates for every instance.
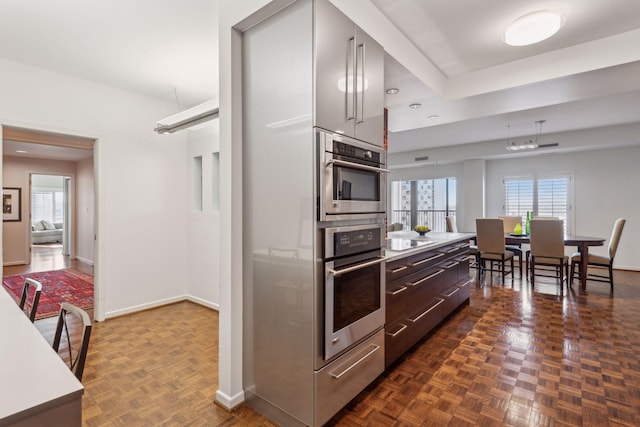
[356,42,365,124]
[346,37,356,121]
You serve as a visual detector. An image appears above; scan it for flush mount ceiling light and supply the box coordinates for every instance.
[426,114,440,120]
[385,88,399,95]
[504,10,563,46]
[409,103,422,109]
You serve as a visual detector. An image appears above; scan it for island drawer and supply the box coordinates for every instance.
[406,267,445,317]
[385,282,408,323]
[406,250,446,275]
[407,297,444,347]
[385,320,409,367]
[385,258,410,281]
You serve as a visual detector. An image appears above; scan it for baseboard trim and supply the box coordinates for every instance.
[186,295,220,311]
[215,389,245,411]
[3,260,26,267]
[104,294,219,319]
[105,295,188,319]
[75,256,94,266]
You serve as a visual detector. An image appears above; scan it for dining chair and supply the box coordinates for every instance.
[498,215,524,277]
[525,216,560,276]
[476,218,514,283]
[529,219,568,290]
[388,222,403,232]
[569,218,625,294]
[19,278,42,322]
[52,302,92,381]
[447,216,479,269]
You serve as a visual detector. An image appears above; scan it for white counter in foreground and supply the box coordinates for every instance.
[0,288,83,426]
[385,231,476,261]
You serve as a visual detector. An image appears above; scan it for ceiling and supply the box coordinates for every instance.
[1,0,639,159]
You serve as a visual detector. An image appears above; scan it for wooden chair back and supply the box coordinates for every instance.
[608,218,626,259]
[19,278,42,322]
[446,216,458,232]
[530,219,564,258]
[498,216,522,233]
[475,218,505,254]
[53,302,92,381]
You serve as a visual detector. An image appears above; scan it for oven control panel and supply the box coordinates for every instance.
[326,225,382,259]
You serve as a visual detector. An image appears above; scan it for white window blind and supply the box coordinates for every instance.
[32,190,64,223]
[504,173,572,233]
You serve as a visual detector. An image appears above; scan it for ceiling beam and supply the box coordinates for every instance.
[2,126,94,150]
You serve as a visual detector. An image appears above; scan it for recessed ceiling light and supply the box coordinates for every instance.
[409,103,422,109]
[385,88,399,95]
[426,115,440,120]
[504,10,563,46]
[16,150,27,154]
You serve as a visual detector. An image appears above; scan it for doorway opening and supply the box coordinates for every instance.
[30,174,70,271]
[2,126,96,313]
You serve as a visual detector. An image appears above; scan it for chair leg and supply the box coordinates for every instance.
[531,258,535,288]
[609,264,614,294]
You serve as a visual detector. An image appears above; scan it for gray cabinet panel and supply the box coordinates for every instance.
[314,0,384,146]
[314,0,356,137]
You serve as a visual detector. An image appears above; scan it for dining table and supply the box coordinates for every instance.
[505,233,605,293]
[0,287,84,426]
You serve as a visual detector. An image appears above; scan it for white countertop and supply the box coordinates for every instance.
[0,287,83,424]
[385,231,475,261]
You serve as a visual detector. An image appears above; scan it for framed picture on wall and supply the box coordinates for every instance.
[2,187,22,222]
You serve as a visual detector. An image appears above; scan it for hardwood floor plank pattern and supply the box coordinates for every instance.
[26,270,640,426]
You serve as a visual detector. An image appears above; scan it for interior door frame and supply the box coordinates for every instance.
[1,123,99,321]
[27,172,75,262]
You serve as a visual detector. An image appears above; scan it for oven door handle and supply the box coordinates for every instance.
[327,159,390,174]
[328,256,385,277]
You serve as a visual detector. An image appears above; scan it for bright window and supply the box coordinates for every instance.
[390,177,456,232]
[504,173,573,233]
[32,190,64,223]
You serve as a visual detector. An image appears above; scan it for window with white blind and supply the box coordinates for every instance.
[503,173,573,233]
[32,190,64,223]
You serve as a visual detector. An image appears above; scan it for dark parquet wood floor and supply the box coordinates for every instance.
[28,267,640,426]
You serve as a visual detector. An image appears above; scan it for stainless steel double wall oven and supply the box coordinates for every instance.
[317,130,388,364]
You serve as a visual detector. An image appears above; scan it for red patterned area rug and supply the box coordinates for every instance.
[2,269,93,320]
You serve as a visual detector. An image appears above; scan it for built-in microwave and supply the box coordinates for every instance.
[317,130,388,221]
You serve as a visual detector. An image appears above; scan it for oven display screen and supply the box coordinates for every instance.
[334,229,380,257]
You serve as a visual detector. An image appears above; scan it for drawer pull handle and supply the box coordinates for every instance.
[389,265,408,274]
[446,247,458,253]
[443,261,460,269]
[455,256,470,262]
[406,269,444,287]
[458,279,471,289]
[409,253,444,266]
[443,287,459,298]
[387,286,407,296]
[330,344,380,379]
[408,298,444,323]
[386,324,408,338]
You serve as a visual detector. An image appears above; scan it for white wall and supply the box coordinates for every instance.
[187,122,220,308]
[76,156,94,265]
[485,146,639,270]
[0,57,190,320]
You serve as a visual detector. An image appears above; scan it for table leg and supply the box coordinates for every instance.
[580,243,589,293]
